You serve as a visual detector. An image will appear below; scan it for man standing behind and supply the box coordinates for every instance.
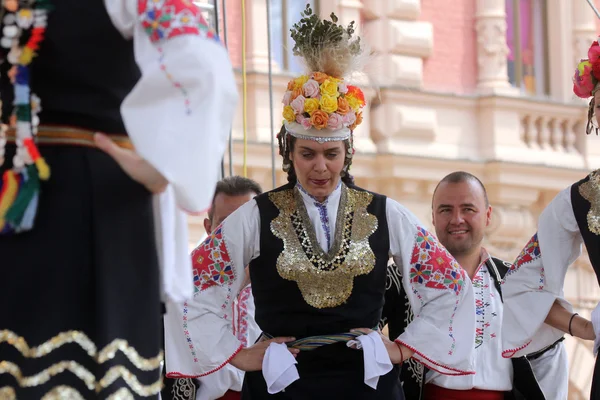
[382,171,566,399]
[163,176,263,400]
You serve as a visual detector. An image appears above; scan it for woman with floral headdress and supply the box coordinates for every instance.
[165,7,476,399]
[500,38,600,400]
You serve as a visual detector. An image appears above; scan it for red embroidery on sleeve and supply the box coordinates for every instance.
[192,225,235,293]
[138,0,219,43]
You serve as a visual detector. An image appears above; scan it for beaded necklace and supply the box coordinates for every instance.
[0,0,51,234]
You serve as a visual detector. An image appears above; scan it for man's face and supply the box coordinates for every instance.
[432,180,492,257]
[204,192,256,234]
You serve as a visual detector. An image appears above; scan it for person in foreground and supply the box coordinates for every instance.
[501,36,600,400]
[0,1,235,398]
[382,172,564,399]
[163,176,262,400]
[164,7,475,400]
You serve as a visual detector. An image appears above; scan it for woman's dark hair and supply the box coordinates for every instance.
[276,125,355,186]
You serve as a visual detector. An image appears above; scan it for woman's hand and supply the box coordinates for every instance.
[94,133,168,194]
[229,336,299,372]
[351,328,412,365]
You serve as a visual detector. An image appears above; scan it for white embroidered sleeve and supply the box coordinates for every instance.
[387,199,475,376]
[164,200,261,377]
[501,187,582,358]
[104,0,237,213]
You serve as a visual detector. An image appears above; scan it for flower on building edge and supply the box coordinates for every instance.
[310,110,329,130]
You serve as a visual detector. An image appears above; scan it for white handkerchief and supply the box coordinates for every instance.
[346,331,393,389]
[592,302,600,355]
[262,342,299,394]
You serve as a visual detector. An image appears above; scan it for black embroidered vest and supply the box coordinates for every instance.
[249,183,389,338]
[571,170,600,283]
[20,0,140,134]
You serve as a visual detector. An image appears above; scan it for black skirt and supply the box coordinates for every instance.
[0,144,163,399]
[241,342,404,400]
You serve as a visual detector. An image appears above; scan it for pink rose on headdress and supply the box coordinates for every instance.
[296,114,312,130]
[291,95,306,114]
[327,113,344,130]
[574,62,595,98]
[338,81,348,95]
[342,111,356,127]
[282,91,292,106]
[303,79,320,98]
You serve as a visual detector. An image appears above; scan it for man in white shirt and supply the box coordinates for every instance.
[381,171,566,399]
[163,176,263,400]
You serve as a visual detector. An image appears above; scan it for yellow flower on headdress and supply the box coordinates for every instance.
[320,94,338,114]
[282,105,296,123]
[320,79,339,98]
[293,75,309,90]
[304,98,320,115]
[346,95,361,112]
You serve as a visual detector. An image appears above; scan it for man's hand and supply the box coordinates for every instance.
[230,336,299,372]
[94,133,168,194]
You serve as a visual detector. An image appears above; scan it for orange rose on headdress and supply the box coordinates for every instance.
[349,111,363,131]
[345,85,366,111]
[310,110,329,130]
[311,72,328,84]
[337,97,350,115]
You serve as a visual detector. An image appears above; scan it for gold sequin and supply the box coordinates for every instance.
[0,361,96,390]
[580,169,600,235]
[40,386,85,400]
[106,388,135,400]
[98,366,163,397]
[0,330,163,370]
[269,185,378,308]
[0,361,162,397]
[0,386,16,400]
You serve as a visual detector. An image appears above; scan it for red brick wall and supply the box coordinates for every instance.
[420,0,478,94]
[217,0,242,69]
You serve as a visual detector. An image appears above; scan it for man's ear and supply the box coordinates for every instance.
[203,218,212,235]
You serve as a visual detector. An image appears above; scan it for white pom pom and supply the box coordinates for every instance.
[3,25,19,38]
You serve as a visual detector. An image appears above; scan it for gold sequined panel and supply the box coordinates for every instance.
[0,385,135,400]
[269,185,378,308]
[0,330,163,397]
[579,169,600,235]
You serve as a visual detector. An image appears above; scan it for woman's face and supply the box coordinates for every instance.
[289,138,345,201]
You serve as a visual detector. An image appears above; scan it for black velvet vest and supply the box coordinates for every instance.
[249,183,390,338]
[2,0,141,134]
[571,171,600,284]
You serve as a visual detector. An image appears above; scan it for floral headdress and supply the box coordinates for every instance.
[280,5,367,144]
[573,38,600,134]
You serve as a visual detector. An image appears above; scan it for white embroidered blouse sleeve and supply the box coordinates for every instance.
[386,199,475,376]
[501,187,582,358]
[103,0,236,213]
[164,199,261,377]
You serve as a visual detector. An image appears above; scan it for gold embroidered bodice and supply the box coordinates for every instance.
[580,168,600,235]
[268,184,378,309]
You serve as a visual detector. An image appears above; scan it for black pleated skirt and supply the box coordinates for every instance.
[241,342,404,400]
[0,144,163,399]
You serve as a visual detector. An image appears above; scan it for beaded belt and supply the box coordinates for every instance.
[260,331,368,351]
[6,126,133,150]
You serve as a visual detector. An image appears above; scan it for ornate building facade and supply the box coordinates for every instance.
[192,1,600,397]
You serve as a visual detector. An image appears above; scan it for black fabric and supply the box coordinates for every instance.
[246,183,399,399]
[241,343,404,400]
[27,0,140,134]
[382,257,548,400]
[571,173,600,400]
[0,145,162,399]
[249,183,390,338]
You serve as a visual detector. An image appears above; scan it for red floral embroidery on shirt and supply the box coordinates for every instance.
[409,226,466,293]
[505,233,541,279]
[138,0,219,43]
[192,225,235,293]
